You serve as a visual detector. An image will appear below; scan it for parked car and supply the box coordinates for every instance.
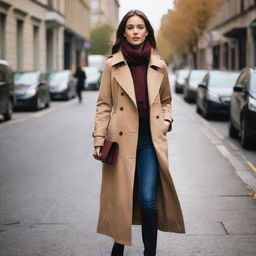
[47,70,76,100]
[174,69,189,93]
[229,67,256,148]
[196,70,240,119]
[14,71,50,110]
[183,69,207,102]
[88,54,106,72]
[83,66,101,90]
[0,60,15,121]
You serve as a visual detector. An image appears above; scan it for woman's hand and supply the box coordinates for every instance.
[163,120,172,135]
[93,146,102,158]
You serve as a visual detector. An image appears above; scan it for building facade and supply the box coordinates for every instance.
[64,0,90,69]
[90,0,119,31]
[196,0,256,70]
[0,0,90,72]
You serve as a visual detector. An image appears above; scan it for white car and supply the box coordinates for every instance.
[83,66,102,90]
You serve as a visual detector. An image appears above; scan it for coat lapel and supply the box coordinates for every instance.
[111,50,164,108]
[147,53,164,106]
[112,51,137,108]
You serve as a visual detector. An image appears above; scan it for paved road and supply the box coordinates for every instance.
[0,90,256,256]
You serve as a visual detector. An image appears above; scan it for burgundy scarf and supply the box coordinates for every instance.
[121,39,151,117]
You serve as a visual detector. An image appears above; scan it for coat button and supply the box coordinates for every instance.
[119,131,123,136]
[121,91,125,96]
[120,106,124,111]
[156,115,159,119]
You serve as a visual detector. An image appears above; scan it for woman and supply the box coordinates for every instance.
[92,10,185,256]
[74,66,86,103]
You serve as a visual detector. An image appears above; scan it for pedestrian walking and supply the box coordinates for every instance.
[92,10,185,256]
[74,66,86,103]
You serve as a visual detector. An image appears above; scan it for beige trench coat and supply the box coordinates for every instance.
[92,50,185,245]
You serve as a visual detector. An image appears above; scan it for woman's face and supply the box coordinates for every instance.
[124,15,148,47]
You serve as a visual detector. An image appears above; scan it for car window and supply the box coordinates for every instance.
[209,72,239,88]
[250,72,256,93]
[48,71,69,83]
[178,70,189,79]
[14,72,39,84]
[190,71,207,83]
[0,70,5,82]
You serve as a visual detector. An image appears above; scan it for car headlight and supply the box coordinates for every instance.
[25,88,36,97]
[207,91,220,103]
[248,97,256,112]
[58,81,68,91]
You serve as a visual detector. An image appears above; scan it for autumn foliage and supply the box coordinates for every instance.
[157,0,220,61]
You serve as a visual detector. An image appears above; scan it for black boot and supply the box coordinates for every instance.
[111,242,124,256]
[141,209,158,256]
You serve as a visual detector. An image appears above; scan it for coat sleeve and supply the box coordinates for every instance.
[160,63,173,131]
[92,60,113,147]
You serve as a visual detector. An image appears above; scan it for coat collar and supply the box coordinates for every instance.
[111,50,163,69]
[111,49,164,107]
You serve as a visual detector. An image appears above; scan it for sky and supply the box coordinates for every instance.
[118,0,175,31]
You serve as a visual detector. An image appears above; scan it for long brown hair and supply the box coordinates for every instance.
[112,10,156,54]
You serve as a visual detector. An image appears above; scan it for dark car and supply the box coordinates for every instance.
[14,71,50,110]
[83,66,101,90]
[0,60,15,121]
[196,70,240,119]
[229,68,256,148]
[174,69,189,93]
[47,70,76,100]
[183,69,207,102]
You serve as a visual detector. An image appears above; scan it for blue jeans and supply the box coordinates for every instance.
[136,135,159,211]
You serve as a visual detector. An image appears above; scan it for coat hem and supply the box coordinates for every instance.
[97,230,132,246]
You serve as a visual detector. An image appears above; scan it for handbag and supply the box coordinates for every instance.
[94,139,119,165]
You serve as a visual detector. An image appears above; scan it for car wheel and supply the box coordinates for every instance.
[3,99,13,121]
[65,90,70,101]
[240,115,251,149]
[203,103,210,120]
[175,85,180,94]
[183,89,189,102]
[34,96,41,111]
[45,99,50,108]
[228,117,238,138]
[196,103,201,114]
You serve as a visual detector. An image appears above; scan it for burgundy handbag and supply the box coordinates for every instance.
[94,139,119,165]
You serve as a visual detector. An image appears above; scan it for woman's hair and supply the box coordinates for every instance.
[112,10,156,54]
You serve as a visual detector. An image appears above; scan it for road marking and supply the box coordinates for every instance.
[173,93,256,195]
[0,99,78,129]
[247,161,256,173]
[31,107,56,118]
[227,140,239,151]
[210,128,224,140]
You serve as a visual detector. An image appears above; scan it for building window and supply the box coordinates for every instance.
[91,13,100,23]
[0,13,5,59]
[223,43,229,69]
[213,45,220,69]
[48,0,53,8]
[33,26,39,70]
[46,28,54,71]
[230,41,236,70]
[91,0,100,10]
[240,0,244,12]
[17,19,24,70]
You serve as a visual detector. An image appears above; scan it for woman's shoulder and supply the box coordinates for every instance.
[151,51,168,70]
[104,51,124,67]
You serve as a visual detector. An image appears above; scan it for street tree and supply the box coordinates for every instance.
[158,0,220,67]
[90,24,113,55]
